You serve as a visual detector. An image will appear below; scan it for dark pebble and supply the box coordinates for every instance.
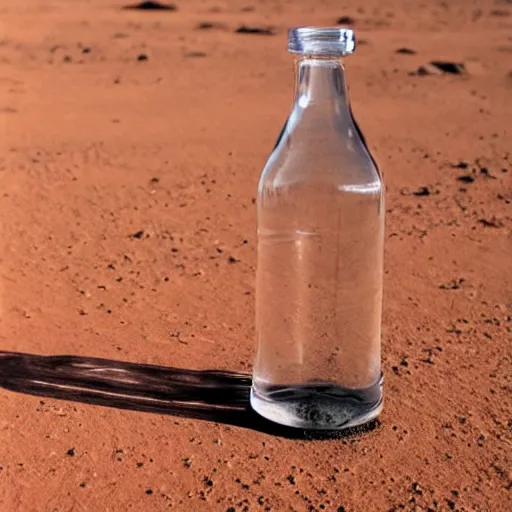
[235,26,274,35]
[197,22,226,30]
[336,16,355,25]
[439,278,464,290]
[429,61,466,74]
[413,186,431,196]
[123,1,177,11]
[479,218,502,228]
[396,47,416,54]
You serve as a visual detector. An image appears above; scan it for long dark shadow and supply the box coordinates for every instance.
[0,351,379,439]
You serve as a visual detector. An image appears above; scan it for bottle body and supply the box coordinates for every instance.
[251,53,384,430]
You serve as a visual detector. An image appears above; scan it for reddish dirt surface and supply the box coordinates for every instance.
[1,0,511,511]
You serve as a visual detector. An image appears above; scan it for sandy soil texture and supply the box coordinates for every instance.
[0,0,511,511]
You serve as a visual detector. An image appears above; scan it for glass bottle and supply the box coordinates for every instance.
[251,27,384,430]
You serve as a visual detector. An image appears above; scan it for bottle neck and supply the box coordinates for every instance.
[294,56,349,110]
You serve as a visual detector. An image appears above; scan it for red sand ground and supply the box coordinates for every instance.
[0,0,511,511]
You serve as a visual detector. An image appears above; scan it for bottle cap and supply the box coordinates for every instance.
[288,27,355,57]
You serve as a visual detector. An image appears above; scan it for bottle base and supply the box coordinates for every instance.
[250,378,383,431]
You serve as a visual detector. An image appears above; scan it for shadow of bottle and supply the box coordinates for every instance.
[0,351,380,440]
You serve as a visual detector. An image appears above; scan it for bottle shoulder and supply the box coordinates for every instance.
[260,101,383,191]
[260,129,382,191]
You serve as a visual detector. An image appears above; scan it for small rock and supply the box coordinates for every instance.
[457,174,475,183]
[197,22,226,30]
[439,278,464,290]
[478,217,503,228]
[475,159,496,178]
[67,448,75,456]
[396,47,416,55]
[235,26,274,35]
[411,61,467,76]
[479,167,496,179]
[137,53,149,61]
[336,16,355,25]
[287,474,296,485]
[429,61,466,75]
[412,482,423,495]
[123,1,177,10]
[412,186,431,196]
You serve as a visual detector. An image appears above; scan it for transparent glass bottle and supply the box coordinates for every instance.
[251,27,384,430]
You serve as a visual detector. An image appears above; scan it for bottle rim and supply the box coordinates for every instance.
[288,27,356,57]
